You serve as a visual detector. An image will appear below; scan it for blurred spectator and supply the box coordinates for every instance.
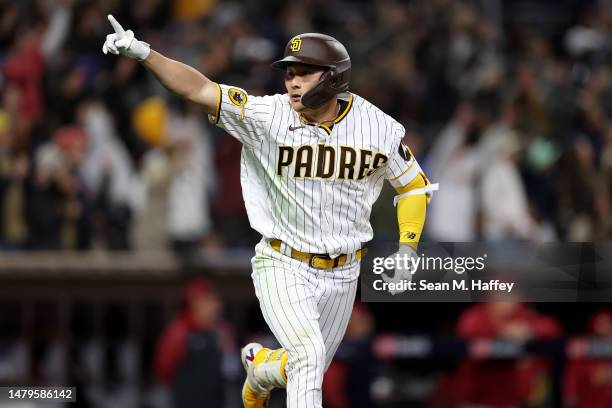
[323,301,377,408]
[133,148,171,250]
[26,125,91,249]
[154,279,235,408]
[213,134,260,248]
[426,104,483,241]
[172,0,218,22]
[0,108,27,248]
[480,128,535,241]
[446,303,562,407]
[79,100,138,250]
[0,0,610,248]
[165,100,218,255]
[131,97,218,253]
[565,309,612,408]
[2,16,45,125]
[559,135,611,241]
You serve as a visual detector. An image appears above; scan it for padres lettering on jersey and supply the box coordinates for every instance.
[276,145,388,180]
[209,83,425,258]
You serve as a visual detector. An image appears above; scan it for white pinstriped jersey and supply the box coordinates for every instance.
[210,83,425,258]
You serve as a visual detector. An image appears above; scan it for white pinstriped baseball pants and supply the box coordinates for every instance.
[251,238,360,408]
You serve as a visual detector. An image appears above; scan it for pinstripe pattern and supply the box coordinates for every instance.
[211,84,420,258]
[251,239,359,408]
[211,83,422,407]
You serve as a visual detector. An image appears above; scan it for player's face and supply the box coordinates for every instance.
[285,64,325,112]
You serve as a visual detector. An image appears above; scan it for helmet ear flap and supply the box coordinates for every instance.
[329,68,344,89]
[300,66,351,109]
[328,68,342,88]
[301,71,337,109]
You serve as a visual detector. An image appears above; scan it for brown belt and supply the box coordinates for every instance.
[269,239,367,269]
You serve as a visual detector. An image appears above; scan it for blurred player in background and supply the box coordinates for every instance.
[565,309,612,408]
[155,279,235,408]
[322,301,377,408]
[444,303,562,407]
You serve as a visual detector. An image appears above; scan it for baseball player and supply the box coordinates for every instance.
[103,15,436,408]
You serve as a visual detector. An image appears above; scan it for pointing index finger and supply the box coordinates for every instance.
[107,14,125,36]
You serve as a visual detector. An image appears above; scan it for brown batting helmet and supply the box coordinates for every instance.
[271,33,351,109]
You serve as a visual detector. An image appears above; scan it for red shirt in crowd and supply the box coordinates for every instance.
[3,35,45,122]
[450,303,562,407]
[564,310,612,408]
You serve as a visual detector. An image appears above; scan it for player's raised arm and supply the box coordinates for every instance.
[142,51,219,115]
[102,15,218,115]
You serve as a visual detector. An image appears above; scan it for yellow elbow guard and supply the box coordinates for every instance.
[397,194,426,247]
[394,173,438,248]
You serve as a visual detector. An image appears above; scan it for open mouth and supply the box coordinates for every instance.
[290,94,301,102]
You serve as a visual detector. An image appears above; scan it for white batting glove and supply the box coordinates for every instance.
[102,15,150,61]
[381,245,418,295]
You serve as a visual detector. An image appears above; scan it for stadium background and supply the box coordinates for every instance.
[1,0,612,406]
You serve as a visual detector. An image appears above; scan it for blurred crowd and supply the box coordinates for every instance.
[1,0,612,254]
[3,2,612,407]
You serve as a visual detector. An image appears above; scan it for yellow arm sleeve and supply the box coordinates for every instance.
[396,174,428,250]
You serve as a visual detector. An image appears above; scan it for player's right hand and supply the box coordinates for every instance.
[102,15,150,61]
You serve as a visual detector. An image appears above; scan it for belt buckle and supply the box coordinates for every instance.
[309,255,321,269]
[309,255,328,269]
[309,254,341,269]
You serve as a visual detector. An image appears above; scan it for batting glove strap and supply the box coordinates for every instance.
[117,30,150,61]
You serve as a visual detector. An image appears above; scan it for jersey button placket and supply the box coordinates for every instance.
[317,143,330,254]
[319,129,336,255]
